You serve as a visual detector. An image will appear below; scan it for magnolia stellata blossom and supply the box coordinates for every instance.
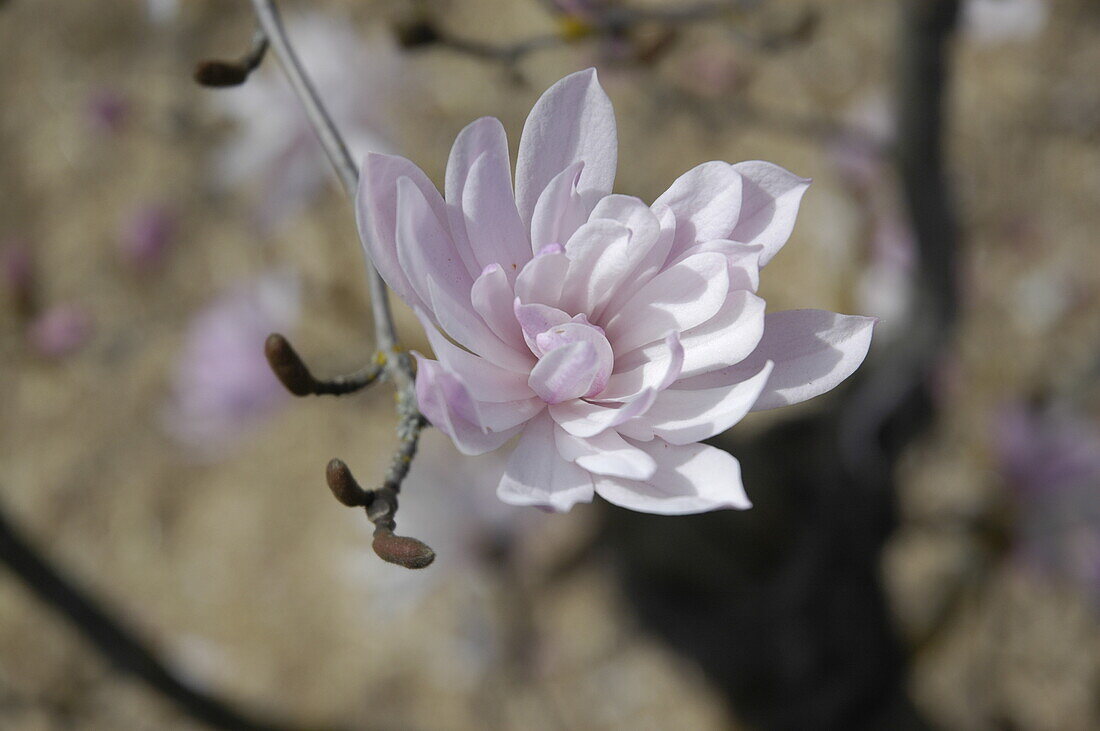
[357,69,875,514]
[211,13,402,226]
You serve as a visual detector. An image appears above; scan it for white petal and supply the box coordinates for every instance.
[599,332,684,401]
[683,309,876,410]
[555,427,657,480]
[395,176,472,314]
[462,151,531,278]
[644,361,773,444]
[515,68,617,225]
[427,277,534,372]
[497,413,595,512]
[593,440,751,515]
[471,264,525,351]
[549,387,657,438]
[729,161,811,267]
[515,245,570,308]
[559,219,633,316]
[414,309,534,402]
[444,116,507,278]
[604,252,729,355]
[530,161,588,253]
[653,161,743,262]
[414,355,522,455]
[528,341,600,404]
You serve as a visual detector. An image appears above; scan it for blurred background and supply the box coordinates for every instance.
[2,0,1099,728]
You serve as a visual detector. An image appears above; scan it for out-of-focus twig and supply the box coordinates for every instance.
[0,498,329,731]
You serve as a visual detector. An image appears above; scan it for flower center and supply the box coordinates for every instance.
[527,316,614,404]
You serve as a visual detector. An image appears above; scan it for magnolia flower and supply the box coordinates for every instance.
[163,273,299,455]
[210,13,401,227]
[358,69,875,514]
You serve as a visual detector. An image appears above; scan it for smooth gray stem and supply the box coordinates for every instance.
[248,0,397,353]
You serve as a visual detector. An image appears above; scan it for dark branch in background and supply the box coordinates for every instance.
[0,499,330,731]
[605,1,960,728]
[395,0,812,69]
[196,1,430,566]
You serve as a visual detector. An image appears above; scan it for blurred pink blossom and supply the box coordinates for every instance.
[359,69,875,515]
[209,13,403,228]
[995,402,1100,602]
[118,203,177,270]
[163,273,299,455]
[27,303,94,359]
[87,88,130,135]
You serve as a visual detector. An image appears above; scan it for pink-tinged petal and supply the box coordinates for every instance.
[475,397,547,431]
[729,161,811,267]
[604,252,729,355]
[619,290,766,381]
[515,300,571,354]
[462,151,531,278]
[598,202,677,317]
[672,241,763,292]
[600,332,683,401]
[515,68,617,225]
[644,361,773,444]
[444,117,505,279]
[471,264,525,351]
[579,196,663,320]
[653,161,743,262]
[549,387,657,438]
[559,219,633,315]
[684,309,876,410]
[414,309,534,402]
[555,428,657,480]
[515,245,570,308]
[497,413,595,512]
[414,355,522,455]
[357,153,445,311]
[534,320,614,395]
[395,176,472,313]
[530,161,587,253]
[593,440,751,515]
[529,341,600,404]
[426,277,534,372]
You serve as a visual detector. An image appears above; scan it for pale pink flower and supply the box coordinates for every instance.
[358,69,875,514]
[210,13,402,227]
[163,273,299,455]
[118,203,177,271]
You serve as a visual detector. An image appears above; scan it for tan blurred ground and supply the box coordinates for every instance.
[2,0,1100,729]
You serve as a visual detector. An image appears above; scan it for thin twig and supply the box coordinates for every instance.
[264,334,383,397]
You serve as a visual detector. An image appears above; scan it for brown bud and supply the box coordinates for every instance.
[264,333,316,396]
[394,19,441,49]
[372,527,436,569]
[325,459,370,507]
[193,60,251,87]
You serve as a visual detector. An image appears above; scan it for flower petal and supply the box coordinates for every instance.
[549,387,657,438]
[515,68,617,226]
[530,161,588,253]
[593,440,751,515]
[528,341,600,404]
[357,153,444,311]
[497,413,595,512]
[729,161,811,267]
[555,427,657,480]
[414,309,533,402]
[599,332,683,401]
[604,252,730,355]
[414,355,522,455]
[643,361,774,444]
[395,176,472,314]
[683,309,876,410]
[471,264,525,351]
[444,116,506,279]
[462,151,531,278]
[515,244,570,308]
[426,276,534,372]
[653,161,743,262]
[559,219,633,316]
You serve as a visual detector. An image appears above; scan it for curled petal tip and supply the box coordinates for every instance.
[372,527,436,569]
